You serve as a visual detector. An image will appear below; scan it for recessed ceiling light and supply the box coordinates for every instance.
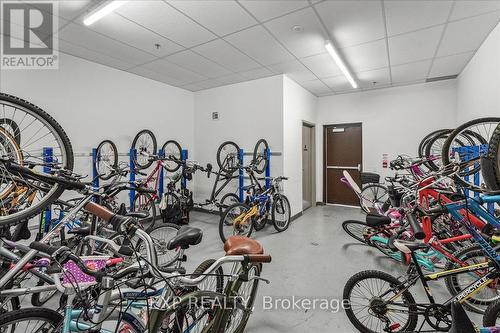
[325,40,358,89]
[83,1,127,26]
[291,25,303,32]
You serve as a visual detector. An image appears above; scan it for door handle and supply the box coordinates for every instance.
[357,164,361,171]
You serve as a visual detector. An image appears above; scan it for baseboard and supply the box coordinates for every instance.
[291,211,303,222]
[316,201,326,206]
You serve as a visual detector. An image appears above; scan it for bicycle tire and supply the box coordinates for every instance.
[272,194,291,232]
[483,297,500,327]
[444,244,499,314]
[360,184,388,214]
[0,93,74,228]
[133,192,157,231]
[0,307,63,333]
[138,223,180,269]
[219,203,253,243]
[0,118,21,145]
[217,141,240,174]
[132,129,157,169]
[418,129,449,158]
[161,140,182,172]
[30,279,58,307]
[425,129,454,171]
[341,220,368,244]
[343,270,418,333]
[95,139,118,180]
[191,259,225,293]
[219,193,240,210]
[481,122,500,190]
[441,117,500,190]
[252,139,269,174]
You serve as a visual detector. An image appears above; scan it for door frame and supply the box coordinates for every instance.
[323,122,363,204]
[302,121,316,210]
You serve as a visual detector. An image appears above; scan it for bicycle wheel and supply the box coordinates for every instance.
[483,298,500,327]
[191,259,224,293]
[444,244,499,314]
[425,129,455,171]
[360,184,388,214]
[30,279,58,307]
[219,203,253,243]
[217,141,240,174]
[418,129,449,158]
[442,117,500,190]
[0,118,21,145]
[341,220,369,244]
[219,193,240,210]
[221,264,261,333]
[132,129,157,169]
[133,192,157,231]
[0,93,74,227]
[95,139,118,180]
[481,122,500,190]
[272,194,291,232]
[343,270,418,333]
[137,223,180,269]
[252,139,269,174]
[162,140,182,172]
[0,307,62,333]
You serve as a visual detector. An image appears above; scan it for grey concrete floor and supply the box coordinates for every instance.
[186,205,483,332]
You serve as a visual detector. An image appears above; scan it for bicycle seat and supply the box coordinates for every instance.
[67,226,91,236]
[125,211,149,219]
[167,226,203,250]
[366,213,391,227]
[393,239,429,254]
[224,236,263,255]
[447,301,476,333]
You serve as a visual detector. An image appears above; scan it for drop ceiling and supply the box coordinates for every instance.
[2,0,500,96]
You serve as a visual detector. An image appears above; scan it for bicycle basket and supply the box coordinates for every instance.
[62,256,109,287]
[360,172,380,185]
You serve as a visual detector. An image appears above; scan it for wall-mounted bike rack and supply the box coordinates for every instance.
[238,148,273,202]
[453,145,494,213]
[42,147,53,233]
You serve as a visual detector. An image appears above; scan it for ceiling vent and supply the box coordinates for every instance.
[425,74,458,82]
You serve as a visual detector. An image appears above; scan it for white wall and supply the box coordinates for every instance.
[316,80,457,202]
[456,22,500,122]
[193,76,284,203]
[0,53,194,184]
[283,76,317,215]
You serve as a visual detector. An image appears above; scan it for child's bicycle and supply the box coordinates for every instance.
[219,175,290,242]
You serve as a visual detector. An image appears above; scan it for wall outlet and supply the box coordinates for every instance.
[212,112,219,120]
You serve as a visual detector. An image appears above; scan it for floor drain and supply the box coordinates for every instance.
[311,242,319,246]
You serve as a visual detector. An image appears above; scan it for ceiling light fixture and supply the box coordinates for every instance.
[83,1,127,26]
[325,40,357,89]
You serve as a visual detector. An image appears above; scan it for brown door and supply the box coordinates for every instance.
[324,123,362,205]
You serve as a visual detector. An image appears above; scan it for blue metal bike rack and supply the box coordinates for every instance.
[181,149,188,190]
[453,144,494,213]
[91,148,99,202]
[42,147,53,233]
[238,149,244,202]
[265,148,271,190]
[129,148,136,209]
[158,149,165,200]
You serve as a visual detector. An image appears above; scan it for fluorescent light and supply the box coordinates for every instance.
[325,40,358,89]
[83,1,127,26]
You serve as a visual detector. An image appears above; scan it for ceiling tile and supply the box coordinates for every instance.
[166,50,232,78]
[429,52,474,77]
[180,83,203,91]
[384,0,453,36]
[388,25,444,65]
[356,67,391,88]
[85,13,183,57]
[29,1,91,21]
[128,66,186,86]
[264,7,326,58]
[299,79,332,95]
[437,11,500,57]
[215,73,248,85]
[315,0,385,47]
[141,59,207,84]
[239,0,309,21]
[268,60,316,82]
[224,25,294,65]
[116,0,216,47]
[342,39,388,72]
[59,39,133,71]
[59,23,157,65]
[192,39,261,72]
[450,0,500,21]
[196,79,224,89]
[391,59,432,83]
[301,52,342,78]
[168,1,257,36]
[239,67,276,80]
[322,75,351,92]
[0,17,55,47]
